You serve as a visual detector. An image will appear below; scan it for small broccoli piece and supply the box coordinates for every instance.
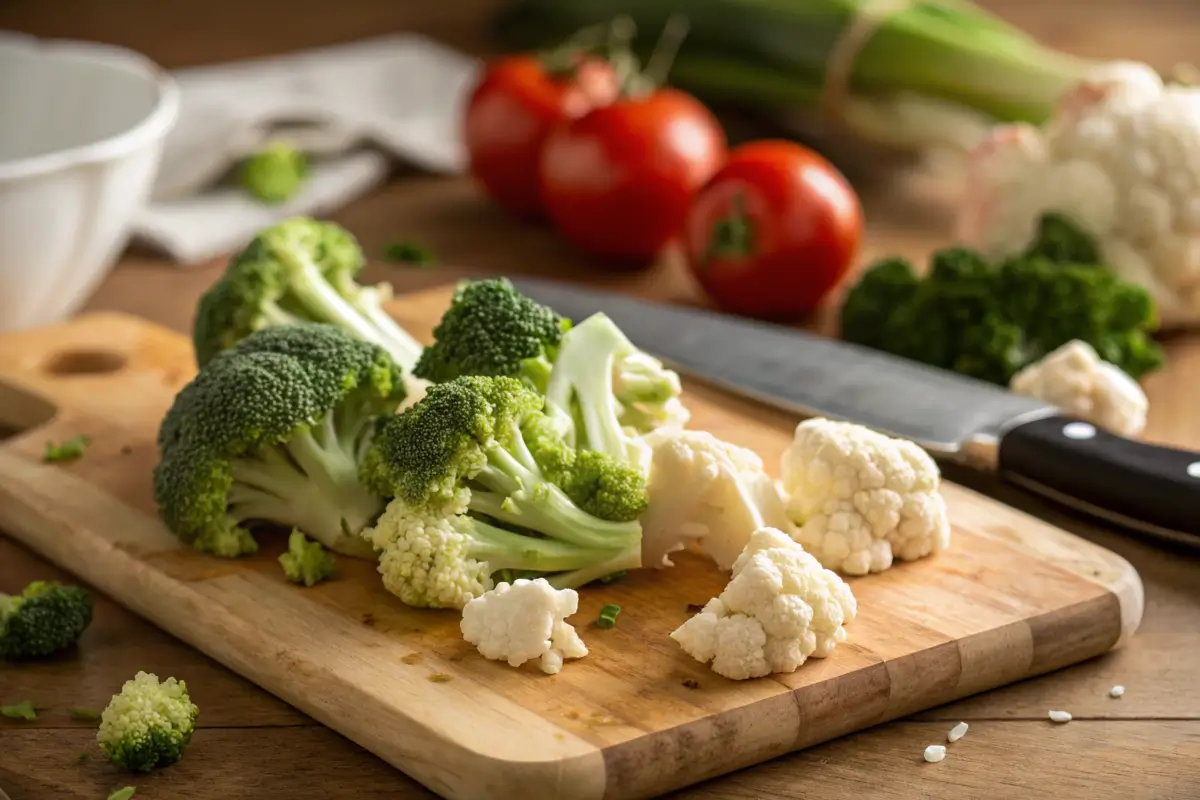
[98,672,197,773]
[154,324,404,559]
[840,245,1164,385]
[192,217,424,372]
[279,529,336,587]
[413,278,569,390]
[382,240,437,267]
[108,789,137,800]
[43,434,90,463]
[0,581,93,660]
[239,141,309,205]
[2,700,37,720]
[360,376,645,609]
[69,707,102,722]
[1023,212,1101,265]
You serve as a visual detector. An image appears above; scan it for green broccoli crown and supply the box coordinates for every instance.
[1022,211,1101,265]
[98,672,198,773]
[240,141,309,205]
[412,278,570,388]
[0,581,93,660]
[279,529,336,587]
[840,245,1164,386]
[155,323,404,559]
[360,375,644,609]
[192,217,423,371]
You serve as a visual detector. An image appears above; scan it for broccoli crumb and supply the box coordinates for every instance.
[68,707,102,722]
[1,700,37,720]
[427,673,453,683]
[595,604,621,629]
[681,679,700,690]
[278,530,336,587]
[401,653,421,665]
[78,752,91,762]
[44,434,90,463]
[599,571,627,584]
[239,141,308,204]
[108,788,137,800]
[381,240,437,267]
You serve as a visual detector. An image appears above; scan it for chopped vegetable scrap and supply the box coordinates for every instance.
[924,745,947,763]
[239,140,308,205]
[595,603,621,629]
[1048,709,1072,724]
[1,700,37,721]
[947,721,969,743]
[461,578,588,675]
[44,434,90,463]
[382,241,437,267]
[279,529,336,587]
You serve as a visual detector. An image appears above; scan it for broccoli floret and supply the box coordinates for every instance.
[192,217,424,372]
[1023,212,1101,265]
[413,278,569,389]
[239,141,309,205]
[98,672,197,773]
[359,376,645,609]
[279,529,336,587]
[0,581,93,660]
[154,324,404,559]
[840,245,1164,385]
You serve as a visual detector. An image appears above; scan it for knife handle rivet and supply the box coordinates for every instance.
[1062,422,1097,441]
[1187,462,1200,479]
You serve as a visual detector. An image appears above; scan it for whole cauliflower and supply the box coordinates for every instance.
[640,429,793,570]
[671,527,856,680]
[781,418,950,576]
[956,61,1200,327]
[1010,339,1149,437]
[98,671,199,773]
[460,578,588,675]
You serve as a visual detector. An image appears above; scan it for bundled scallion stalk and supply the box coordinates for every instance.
[493,0,1098,154]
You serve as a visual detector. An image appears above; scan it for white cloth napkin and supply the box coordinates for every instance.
[132,34,481,264]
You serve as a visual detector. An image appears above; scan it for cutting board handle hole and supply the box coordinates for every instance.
[42,349,127,376]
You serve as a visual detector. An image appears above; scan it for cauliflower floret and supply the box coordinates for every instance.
[956,60,1200,327]
[460,578,588,675]
[640,429,793,570]
[780,418,950,576]
[1010,339,1149,437]
[670,527,856,680]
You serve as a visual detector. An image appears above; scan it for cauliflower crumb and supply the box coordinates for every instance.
[947,721,969,742]
[924,745,947,763]
[780,418,950,576]
[670,527,857,680]
[1110,685,1126,698]
[641,429,794,570]
[1010,340,1148,437]
[1048,709,1073,723]
[460,579,588,675]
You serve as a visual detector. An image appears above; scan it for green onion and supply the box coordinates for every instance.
[596,603,621,628]
[493,0,1096,154]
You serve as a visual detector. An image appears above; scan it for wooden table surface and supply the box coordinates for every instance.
[2,1,1199,798]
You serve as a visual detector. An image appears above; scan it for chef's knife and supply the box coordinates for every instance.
[510,277,1200,546]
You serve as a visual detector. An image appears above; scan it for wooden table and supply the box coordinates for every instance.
[2,1,1200,798]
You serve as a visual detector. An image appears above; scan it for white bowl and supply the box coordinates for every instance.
[0,34,179,332]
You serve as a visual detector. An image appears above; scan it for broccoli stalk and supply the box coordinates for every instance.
[154,324,405,559]
[0,581,93,660]
[192,217,424,372]
[361,376,646,609]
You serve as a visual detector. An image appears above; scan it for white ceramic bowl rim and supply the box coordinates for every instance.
[0,35,180,182]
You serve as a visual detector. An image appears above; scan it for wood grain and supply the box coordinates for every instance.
[0,290,1144,799]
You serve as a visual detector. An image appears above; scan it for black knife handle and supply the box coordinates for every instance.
[997,414,1200,543]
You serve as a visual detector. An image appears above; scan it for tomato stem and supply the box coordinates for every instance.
[539,19,618,78]
[703,192,756,265]
[641,14,690,92]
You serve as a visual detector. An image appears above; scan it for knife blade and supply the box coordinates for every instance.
[510,277,1200,546]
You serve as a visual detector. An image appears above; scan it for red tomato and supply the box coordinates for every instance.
[682,140,862,319]
[464,54,620,220]
[538,88,727,264]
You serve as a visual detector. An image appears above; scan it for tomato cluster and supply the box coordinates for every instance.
[462,30,863,319]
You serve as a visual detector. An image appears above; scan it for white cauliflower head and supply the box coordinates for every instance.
[1010,339,1149,437]
[780,418,950,576]
[640,429,793,570]
[670,527,856,680]
[460,578,588,675]
[956,60,1200,327]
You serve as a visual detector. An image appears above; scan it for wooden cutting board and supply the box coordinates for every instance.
[0,287,1143,800]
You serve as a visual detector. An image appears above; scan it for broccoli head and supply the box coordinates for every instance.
[239,141,309,205]
[0,581,93,660]
[412,278,570,390]
[1022,212,1101,265]
[192,217,424,371]
[840,245,1164,386]
[359,375,645,609]
[279,529,336,587]
[98,672,198,773]
[154,323,405,559]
